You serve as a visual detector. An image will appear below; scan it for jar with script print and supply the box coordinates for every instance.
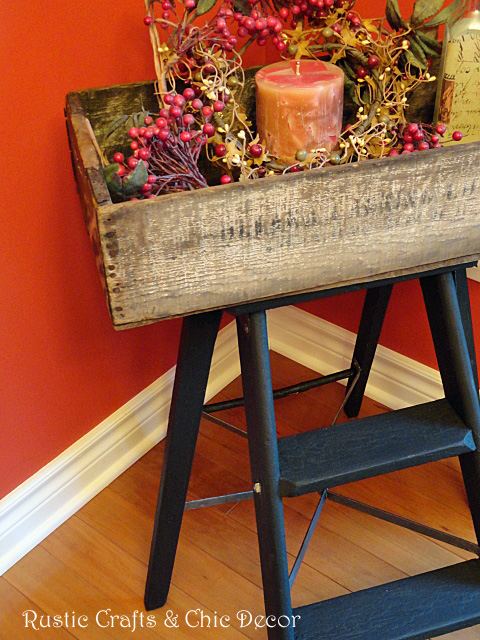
[435,0,480,144]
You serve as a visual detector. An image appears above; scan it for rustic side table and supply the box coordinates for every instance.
[66,80,480,640]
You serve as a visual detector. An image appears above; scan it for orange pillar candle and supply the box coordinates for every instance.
[255,60,344,163]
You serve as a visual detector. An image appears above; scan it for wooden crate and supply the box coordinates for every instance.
[66,78,480,329]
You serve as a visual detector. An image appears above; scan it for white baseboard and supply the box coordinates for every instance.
[0,321,240,576]
[468,266,480,283]
[0,306,448,576]
[267,306,443,409]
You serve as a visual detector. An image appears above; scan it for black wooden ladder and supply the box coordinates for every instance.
[144,264,480,640]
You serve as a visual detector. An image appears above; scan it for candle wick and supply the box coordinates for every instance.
[295,60,300,76]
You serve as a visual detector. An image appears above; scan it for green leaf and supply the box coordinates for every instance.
[197,0,217,15]
[416,31,443,55]
[342,60,357,80]
[233,0,250,14]
[425,0,465,26]
[349,87,361,106]
[411,0,444,25]
[104,115,129,140]
[407,36,429,67]
[403,47,428,70]
[360,85,370,105]
[341,65,360,105]
[122,160,148,195]
[133,111,149,128]
[386,0,405,30]
[104,163,123,195]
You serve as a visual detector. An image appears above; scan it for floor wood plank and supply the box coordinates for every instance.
[41,517,248,640]
[4,546,159,639]
[0,577,76,640]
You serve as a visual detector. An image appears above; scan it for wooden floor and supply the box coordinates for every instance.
[2,352,480,639]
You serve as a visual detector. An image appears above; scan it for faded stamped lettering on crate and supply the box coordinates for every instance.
[96,144,480,327]
[214,177,478,246]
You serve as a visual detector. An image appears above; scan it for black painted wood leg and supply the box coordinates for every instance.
[144,310,222,611]
[236,312,294,640]
[421,272,480,547]
[343,285,393,418]
[454,268,479,391]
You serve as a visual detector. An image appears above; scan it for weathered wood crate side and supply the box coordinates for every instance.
[66,92,112,306]
[98,145,480,327]
[66,82,480,329]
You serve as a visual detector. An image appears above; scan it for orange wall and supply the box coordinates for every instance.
[1,0,477,500]
[298,277,480,371]
[0,1,273,500]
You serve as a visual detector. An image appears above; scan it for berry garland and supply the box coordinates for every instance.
[104,0,464,200]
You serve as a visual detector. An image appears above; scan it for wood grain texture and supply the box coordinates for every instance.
[66,80,480,328]
[98,140,480,327]
[0,578,75,640]
[65,92,111,305]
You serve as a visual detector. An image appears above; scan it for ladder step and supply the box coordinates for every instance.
[278,399,475,497]
[293,559,480,640]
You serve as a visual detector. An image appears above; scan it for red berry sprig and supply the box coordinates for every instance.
[234,10,283,49]
[109,89,228,198]
[280,0,344,27]
[388,123,464,156]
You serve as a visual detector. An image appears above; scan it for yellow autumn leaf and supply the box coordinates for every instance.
[362,19,381,34]
[366,75,378,90]
[284,23,304,38]
[295,39,315,59]
[330,45,347,64]
[340,28,359,47]
[236,109,249,124]
[226,139,242,156]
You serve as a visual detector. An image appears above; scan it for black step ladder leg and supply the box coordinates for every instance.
[344,285,393,418]
[454,268,479,390]
[421,272,480,546]
[236,312,294,640]
[144,310,222,611]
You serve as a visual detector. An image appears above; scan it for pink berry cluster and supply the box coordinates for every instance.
[109,88,240,197]
[345,9,363,28]
[145,1,238,54]
[144,1,175,28]
[233,11,284,49]
[388,123,463,156]
[213,6,238,52]
[267,0,345,29]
